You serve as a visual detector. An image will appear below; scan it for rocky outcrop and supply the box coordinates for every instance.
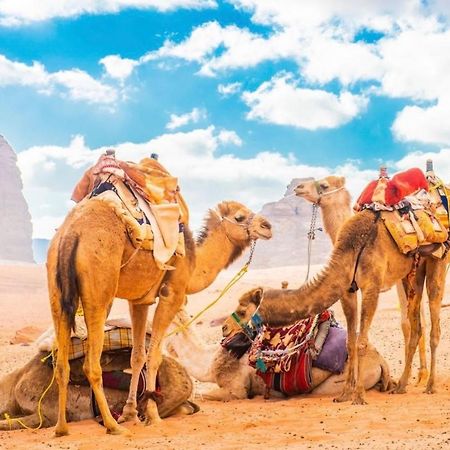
[251,178,332,268]
[0,135,34,262]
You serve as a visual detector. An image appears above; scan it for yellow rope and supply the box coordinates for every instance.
[165,263,250,338]
[3,347,56,431]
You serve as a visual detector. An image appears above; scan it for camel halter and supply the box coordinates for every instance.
[212,208,256,240]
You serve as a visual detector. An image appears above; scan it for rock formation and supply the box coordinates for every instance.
[251,178,331,268]
[0,135,34,262]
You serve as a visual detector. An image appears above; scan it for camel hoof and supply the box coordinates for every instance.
[144,416,162,426]
[390,385,406,395]
[333,392,352,403]
[351,396,368,406]
[424,386,436,394]
[415,370,429,386]
[107,424,131,436]
[117,412,139,424]
[54,424,69,437]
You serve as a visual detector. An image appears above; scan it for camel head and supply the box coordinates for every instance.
[222,287,264,338]
[208,201,272,243]
[295,176,346,204]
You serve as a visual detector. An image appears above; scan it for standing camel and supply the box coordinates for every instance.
[48,198,271,436]
[295,176,429,384]
[229,208,448,405]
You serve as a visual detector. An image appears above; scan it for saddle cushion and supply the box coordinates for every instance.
[312,325,348,374]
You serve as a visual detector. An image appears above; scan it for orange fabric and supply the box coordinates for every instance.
[71,154,189,223]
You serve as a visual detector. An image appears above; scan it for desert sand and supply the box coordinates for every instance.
[1,261,450,450]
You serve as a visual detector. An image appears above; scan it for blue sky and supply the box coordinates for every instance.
[1,0,450,238]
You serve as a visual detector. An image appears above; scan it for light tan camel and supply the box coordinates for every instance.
[295,176,429,384]
[48,199,271,436]
[0,351,197,431]
[167,294,392,401]
[223,209,448,405]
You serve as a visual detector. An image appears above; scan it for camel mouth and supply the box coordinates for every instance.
[253,229,272,240]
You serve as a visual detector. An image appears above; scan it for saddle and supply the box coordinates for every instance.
[355,167,449,257]
[247,310,344,396]
[71,153,189,269]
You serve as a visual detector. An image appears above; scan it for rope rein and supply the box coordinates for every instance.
[304,203,321,283]
[165,240,257,338]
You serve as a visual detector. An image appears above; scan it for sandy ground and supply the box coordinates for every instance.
[0,262,450,450]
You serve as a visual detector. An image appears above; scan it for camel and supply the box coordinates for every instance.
[48,197,272,436]
[219,207,448,406]
[166,295,392,401]
[295,176,429,384]
[0,351,197,431]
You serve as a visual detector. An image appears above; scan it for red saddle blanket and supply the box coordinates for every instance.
[248,311,331,396]
[354,168,428,210]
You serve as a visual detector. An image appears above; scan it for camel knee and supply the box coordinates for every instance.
[131,344,146,368]
[357,342,368,357]
[83,362,102,385]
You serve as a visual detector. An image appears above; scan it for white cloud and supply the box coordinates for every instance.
[0,54,118,105]
[166,107,206,130]
[142,21,301,77]
[218,82,242,96]
[393,147,450,176]
[0,0,217,27]
[392,98,450,145]
[242,73,368,130]
[100,54,138,82]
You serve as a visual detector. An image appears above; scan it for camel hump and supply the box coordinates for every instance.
[56,233,80,331]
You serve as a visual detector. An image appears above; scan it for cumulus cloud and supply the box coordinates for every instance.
[0,54,119,105]
[166,107,206,130]
[0,0,217,26]
[242,74,368,130]
[218,82,242,96]
[100,55,138,82]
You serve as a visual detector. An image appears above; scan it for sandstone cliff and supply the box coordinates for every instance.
[0,135,34,262]
[251,178,332,268]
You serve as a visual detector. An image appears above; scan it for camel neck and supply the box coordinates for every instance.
[187,225,244,294]
[320,191,352,244]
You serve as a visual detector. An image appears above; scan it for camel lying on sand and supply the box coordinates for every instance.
[0,351,197,431]
[166,302,392,401]
[48,192,271,436]
[295,175,429,385]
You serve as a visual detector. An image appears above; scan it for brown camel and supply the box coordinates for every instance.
[167,294,392,401]
[220,209,448,405]
[48,198,271,436]
[295,175,429,384]
[0,351,197,431]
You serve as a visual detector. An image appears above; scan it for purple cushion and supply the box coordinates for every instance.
[312,326,348,374]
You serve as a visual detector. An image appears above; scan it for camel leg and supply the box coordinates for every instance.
[393,267,425,394]
[334,291,357,403]
[53,316,71,437]
[0,412,51,431]
[353,287,380,405]
[83,304,129,435]
[142,281,187,425]
[397,280,428,385]
[201,387,247,402]
[424,258,447,394]
[118,303,149,424]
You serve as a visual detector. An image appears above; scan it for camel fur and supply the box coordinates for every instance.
[47,197,271,436]
[295,175,430,385]
[0,352,198,431]
[166,303,392,402]
[225,207,448,406]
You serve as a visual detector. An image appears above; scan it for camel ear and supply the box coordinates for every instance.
[338,176,346,187]
[251,288,264,306]
[217,201,230,217]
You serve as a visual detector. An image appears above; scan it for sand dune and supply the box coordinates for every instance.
[0,262,450,449]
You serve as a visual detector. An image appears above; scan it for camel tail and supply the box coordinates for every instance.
[56,234,80,331]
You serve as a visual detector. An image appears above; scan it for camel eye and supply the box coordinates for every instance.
[235,215,245,223]
[319,183,329,190]
[297,184,304,189]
